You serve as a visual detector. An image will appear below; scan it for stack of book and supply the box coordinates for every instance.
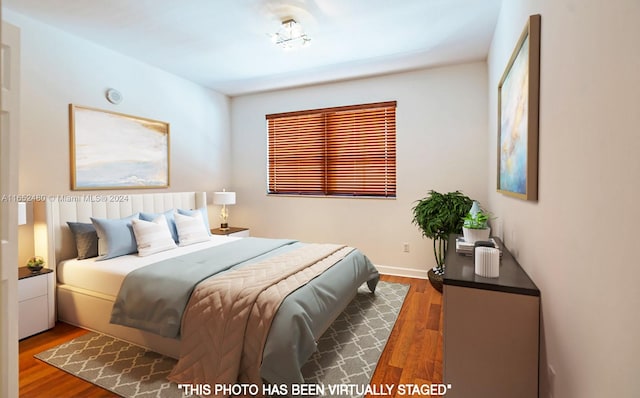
[455,237,501,256]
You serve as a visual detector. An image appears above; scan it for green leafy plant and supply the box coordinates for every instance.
[463,211,490,229]
[27,256,44,268]
[412,190,473,275]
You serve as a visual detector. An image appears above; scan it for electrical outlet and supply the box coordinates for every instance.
[402,242,410,253]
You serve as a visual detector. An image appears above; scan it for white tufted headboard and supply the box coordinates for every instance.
[37,192,206,272]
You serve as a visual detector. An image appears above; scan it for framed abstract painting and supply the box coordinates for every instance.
[497,14,541,201]
[69,104,170,190]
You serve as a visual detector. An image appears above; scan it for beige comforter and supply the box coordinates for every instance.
[168,243,354,397]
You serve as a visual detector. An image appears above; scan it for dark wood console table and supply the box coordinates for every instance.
[443,235,540,398]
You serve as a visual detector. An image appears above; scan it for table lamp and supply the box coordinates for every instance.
[213,190,236,230]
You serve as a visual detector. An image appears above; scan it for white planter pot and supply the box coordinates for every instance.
[462,227,491,243]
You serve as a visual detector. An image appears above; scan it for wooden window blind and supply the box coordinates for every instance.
[267,101,396,197]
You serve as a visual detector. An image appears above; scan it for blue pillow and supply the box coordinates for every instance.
[91,213,140,260]
[67,222,98,259]
[177,207,211,235]
[140,209,178,243]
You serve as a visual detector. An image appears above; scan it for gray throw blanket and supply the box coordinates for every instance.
[168,244,354,397]
[110,238,296,338]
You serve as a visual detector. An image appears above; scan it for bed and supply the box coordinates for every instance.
[40,191,379,389]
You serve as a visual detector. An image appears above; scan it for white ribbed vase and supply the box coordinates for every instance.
[474,247,500,278]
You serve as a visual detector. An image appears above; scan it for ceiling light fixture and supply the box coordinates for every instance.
[272,19,311,50]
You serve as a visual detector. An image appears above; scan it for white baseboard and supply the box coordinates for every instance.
[374,264,429,280]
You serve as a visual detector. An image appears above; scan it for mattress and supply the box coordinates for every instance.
[57,235,240,297]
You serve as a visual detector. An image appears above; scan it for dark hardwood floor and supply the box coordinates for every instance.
[18,275,443,397]
[19,322,113,397]
[367,275,444,396]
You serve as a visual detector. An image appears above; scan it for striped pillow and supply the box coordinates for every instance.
[174,211,210,246]
[131,216,177,257]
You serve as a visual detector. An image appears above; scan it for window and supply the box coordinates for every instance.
[267,101,396,197]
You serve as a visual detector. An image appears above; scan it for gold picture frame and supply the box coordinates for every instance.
[497,14,541,201]
[69,104,170,190]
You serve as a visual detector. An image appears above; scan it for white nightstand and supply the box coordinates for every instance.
[18,267,55,339]
[210,227,250,238]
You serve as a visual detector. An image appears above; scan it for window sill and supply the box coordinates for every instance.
[266,193,396,200]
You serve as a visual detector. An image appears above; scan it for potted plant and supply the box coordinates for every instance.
[462,201,491,243]
[26,256,44,272]
[412,190,473,292]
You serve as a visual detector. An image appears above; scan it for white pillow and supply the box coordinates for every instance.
[174,211,210,246]
[131,216,177,256]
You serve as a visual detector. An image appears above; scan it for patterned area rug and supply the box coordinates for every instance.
[35,281,408,398]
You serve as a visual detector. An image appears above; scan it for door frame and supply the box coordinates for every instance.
[0,18,21,398]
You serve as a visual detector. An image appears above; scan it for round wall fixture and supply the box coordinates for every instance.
[105,88,123,104]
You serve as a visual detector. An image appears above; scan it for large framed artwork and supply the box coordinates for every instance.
[497,14,541,201]
[69,104,170,190]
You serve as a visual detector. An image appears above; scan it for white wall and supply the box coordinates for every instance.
[3,10,231,265]
[231,63,488,276]
[488,1,640,397]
